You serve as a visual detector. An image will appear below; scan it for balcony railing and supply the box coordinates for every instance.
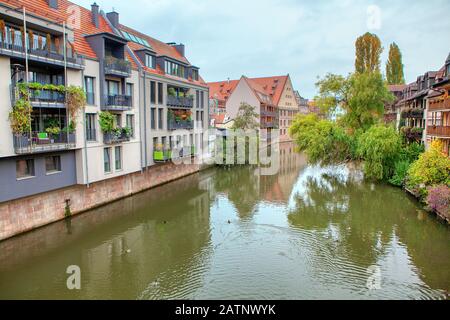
[427,126,450,137]
[154,146,195,162]
[103,130,131,144]
[104,57,132,76]
[102,95,132,111]
[168,119,194,130]
[0,35,83,68]
[401,109,424,119]
[261,110,277,117]
[429,98,450,112]
[261,121,276,128]
[11,85,66,108]
[167,95,194,108]
[13,132,76,155]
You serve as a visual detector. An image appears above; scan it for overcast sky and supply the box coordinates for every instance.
[77,0,450,98]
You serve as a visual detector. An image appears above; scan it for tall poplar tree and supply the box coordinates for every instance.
[386,42,405,84]
[355,32,383,74]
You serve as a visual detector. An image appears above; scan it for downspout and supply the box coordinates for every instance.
[143,70,148,170]
[81,66,90,187]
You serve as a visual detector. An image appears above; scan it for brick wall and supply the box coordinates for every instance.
[0,162,202,241]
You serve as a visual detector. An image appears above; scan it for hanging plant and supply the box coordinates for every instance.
[65,85,86,127]
[0,20,5,43]
[9,98,32,135]
[46,33,51,52]
[37,35,42,50]
[98,111,116,133]
[19,26,25,49]
[28,30,34,49]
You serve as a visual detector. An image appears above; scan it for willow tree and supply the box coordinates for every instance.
[355,32,383,74]
[386,42,405,84]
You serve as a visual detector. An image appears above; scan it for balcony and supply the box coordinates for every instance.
[0,35,83,69]
[427,126,450,137]
[261,121,276,129]
[103,130,131,144]
[261,110,277,118]
[102,95,132,111]
[401,109,424,119]
[11,85,66,108]
[167,95,194,108]
[168,119,194,130]
[104,56,132,77]
[13,132,76,155]
[429,98,450,112]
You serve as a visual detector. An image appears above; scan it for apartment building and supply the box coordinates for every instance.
[103,15,209,166]
[426,53,450,156]
[385,84,407,126]
[0,0,208,203]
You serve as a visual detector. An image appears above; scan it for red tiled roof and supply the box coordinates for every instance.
[388,84,407,92]
[211,114,226,125]
[1,0,115,59]
[121,24,207,87]
[208,75,289,106]
[208,79,240,101]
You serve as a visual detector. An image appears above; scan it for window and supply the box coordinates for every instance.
[158,108,163,130]
[45,156,61,174]
[164,60,187,79]
[158,82,163,104]
[196,91,200,108]
[107,80,120,96]
[201,91,205,109]
[85,77,95,105]
[192,69,199,81]
[126,115,135,137]
[151,108,156,129]
[150,81,156,104]
[115,146,122,171]
[153,137,159,150]
[126,83,133,105]
[145,54,155,68]
[86,113,96,141]
[16,159,35,179]
[115,114,122,127]
[104,148,112,173]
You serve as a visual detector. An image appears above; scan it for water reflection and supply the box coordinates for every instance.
[0,142,448,300]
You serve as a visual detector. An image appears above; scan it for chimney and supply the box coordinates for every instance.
[48,0,58,9]
[91,2,99,28]
[173,44,185,57]
[107,11,119,29]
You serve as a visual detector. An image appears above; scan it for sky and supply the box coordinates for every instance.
[76,0,450,99]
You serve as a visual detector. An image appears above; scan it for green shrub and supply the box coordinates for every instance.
[389,160,411,187]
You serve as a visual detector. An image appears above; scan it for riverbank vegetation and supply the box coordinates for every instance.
[289,32,450,219]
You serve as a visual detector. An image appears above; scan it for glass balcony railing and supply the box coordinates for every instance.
[102,95,132,111]
[104,56,132,76]
[167,95,194,108]
[167,119,194,130]
[103,130,131,144]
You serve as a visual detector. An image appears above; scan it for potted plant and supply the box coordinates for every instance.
[168,87,176,97]
[122,126,132,138]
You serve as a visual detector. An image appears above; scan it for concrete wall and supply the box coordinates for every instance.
[225,77,260,120]
[0,161,205,241]
[0,151,77,203]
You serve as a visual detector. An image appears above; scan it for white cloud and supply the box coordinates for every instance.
[76,0,450,98]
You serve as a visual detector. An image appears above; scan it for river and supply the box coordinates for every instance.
[0,143,449,300]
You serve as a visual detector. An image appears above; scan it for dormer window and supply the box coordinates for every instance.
[192,69,199,81]
[164,60,187,79]
[447,64,450,78]
[145,54,155,69]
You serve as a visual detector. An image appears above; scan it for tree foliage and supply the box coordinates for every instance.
[356,125,402,180]
[386,42,405,85]
[232,103,259,130]
[314,72,394,130]
[355,32,383,74]
[289,114,356,165]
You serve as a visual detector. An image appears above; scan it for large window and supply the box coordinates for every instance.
[150,81,156,104]
[158,82,163,104]
[126,115,135,138]
[158,108,163,130]
[164,60,187,79]
[84,76,95,105]
[86,113,96,141]
[16,159,35,179]
[196,91,200,108]
[45,156,61,174]
[104,148,112,173]
[151,108,156,129]
[126,83,133,105]
[115,146,122,171]
[106,80,120,96]
[201,91,205,109]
